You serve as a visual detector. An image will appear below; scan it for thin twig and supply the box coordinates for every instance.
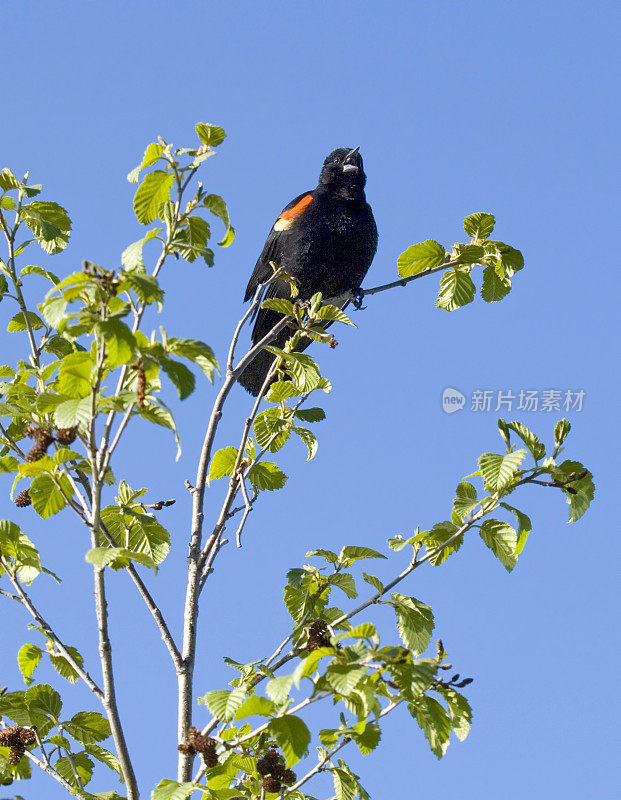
[360,260,458,298]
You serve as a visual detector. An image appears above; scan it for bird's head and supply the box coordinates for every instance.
[318,147,366,198]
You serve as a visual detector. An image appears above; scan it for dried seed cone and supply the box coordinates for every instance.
[14,489,32,508]
[8,745,25,765]
[262,775,281,793]
[136,367,146,408]
[178,742,194,754]
[55,427,77,446]
[0,726,22,747]
[25,444,47,463]
[281,769,296,785]
[202,747,218,768]
[18,727,36,747]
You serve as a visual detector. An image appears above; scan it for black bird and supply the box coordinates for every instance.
[239,147,378,395]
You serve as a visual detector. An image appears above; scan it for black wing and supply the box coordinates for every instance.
[243,191,312,302]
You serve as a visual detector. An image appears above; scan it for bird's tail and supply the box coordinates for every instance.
[237,348,276,396]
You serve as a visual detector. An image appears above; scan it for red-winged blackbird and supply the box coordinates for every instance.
[239,147,377,395]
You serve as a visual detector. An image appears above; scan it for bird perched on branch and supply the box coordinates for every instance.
[239,147,377,395]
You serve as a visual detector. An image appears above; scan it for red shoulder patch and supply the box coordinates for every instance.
[274,194,313,230]
[279,194,313,221]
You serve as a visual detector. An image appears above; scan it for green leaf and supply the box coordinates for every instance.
[0,195,15,209]
[507,421,545,460]
[452,482,478,521]
[152,779,197,800]
[138,399,182,460]
[85,546,158,570]
[340,546,387,563]
[173,215,212,263]
[261,298,295,315]
[53,396,92,429]
[444,688,472,740]
[7,311,45,332]
[435,267,476,311]
[552,460,595,522]
[209,447,238,481]
[391,593,434,655]
[268,715,311,766]
[127,142,164,182]
[291,426,318,461]
[199,689,246,722]
[362,572,384,592]
[29,473,71,518]
[265,347,323,393]
[133,171,174,224]
[49,645,84,684]
[57,352,92,398]
[354,722,381,755]
[17,643,42,685]
[479,518,518,571]
[233,695,275,720]
[332,767,358,800]
[55,752,94,787]
[463,212,495,240]
[325,665,367,696]
[481,264,511,302]
[122,270,164,304]
[98,319,136,368]
[0,168,20,190]
[83,743,122,778]
[424,521,463,566]
[196,123,227,147]
[166,337,219,382]
[158,356,196,400]
[499,502,532,556]
[26,683,62,720]
[478,450,526,492]
[329,573,357,598]
[451,242,485,265]
[266,675,294,705]
[20,264,60,285]
[398,240,445,277]
[248,461,287,491]
[295,406,325,422]
[411,696,451,758]
[553,419,571,453]
[121,228,161,270]
[203,193,234,246]
[41,296,69,330]
[254,407,291,452]
[19,201,72,254]
[64,711,111,744]
[483,240,524,278]
[266,381,301,402]
[315,304,355,325]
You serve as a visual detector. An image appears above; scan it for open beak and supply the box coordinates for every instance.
[343,146,360,172]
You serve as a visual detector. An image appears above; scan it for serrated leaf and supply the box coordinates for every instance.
[98,319,136,368]
[19,201,71,254]
[166,337,219,382]
[233,695,275,720]
[291,426,318,461]
[57,352,92,398]
[7,311,45,332]
[463,212,495,240]
[53,396,92,429]
[478,450,526,492]
[157,356,196,400]
[326,665,367,696]
[209,447,238,481]
[552,460,595,522]
[133,171,174,224]
[199,689,246,722]
[554,419,571,453]
[391,593,434,655]
[262,298,295,315]
[203,193,234,246]
[122,270,164,304]
[29,473,71,518]
[268,715,311,766]
[444,688,472,740]
[315,304,354,325]
[84,743,122,778]
[329,573,357,598]
[121,228,161,270]
[17,644,42,685]
[499,502,532,556]
[453,481,478,520]
[63,711,111,744]
[362,572,384,592]
[294,407,325,423]
[424,521,463,566]
[479,518,518,571]
[507,421,545,460]
[20,264,60,285]
[26,683,62,719]
[266,381,300,402]
[196,124,226,147]
[248,461,287,491]
[481,264,511,302]
[340,546,387,563]
[49,645,84,684]
[55,752,94,787]
[412,696,451,758]
[435,267,476,311]
[398,240,445,277]
[152,779,197,800]
[266,675,294,705]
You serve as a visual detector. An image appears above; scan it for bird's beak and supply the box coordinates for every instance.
[343,146,360,172]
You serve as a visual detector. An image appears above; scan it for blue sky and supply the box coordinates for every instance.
[1,1,619,798]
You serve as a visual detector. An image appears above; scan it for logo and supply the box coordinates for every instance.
[442,387,466,414]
